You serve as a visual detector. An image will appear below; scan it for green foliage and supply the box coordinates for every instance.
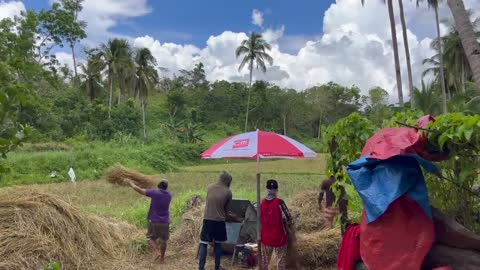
[427,113,480,231]
[305,82,362,138]
[382,110,424,128]
[43,261,61,270]
[324,113,375,178]
[429,113,479,151]
[413,81,441,115]
[323,113,375,225]
[0,140,208,186]
[0,62,32,174]
[36,1,86,69]
[364,87,395,126]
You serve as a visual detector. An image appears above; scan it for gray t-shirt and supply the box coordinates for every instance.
[204,182,232,221]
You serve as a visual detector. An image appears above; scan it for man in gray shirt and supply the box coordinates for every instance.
[198,171,232,270]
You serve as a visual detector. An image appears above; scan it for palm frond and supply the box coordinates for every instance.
[238,56,251,72]
[257,52,273,65]
[235,45,250,58]
[236,31,273,75]
[256,57,267,73]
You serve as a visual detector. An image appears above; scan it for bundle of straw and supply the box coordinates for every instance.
[285,224,302,269]
[170,203,205,249]
[290,191,324,233]
[296,229,341,269]
[0,192,133,270]
[104,165,157,189]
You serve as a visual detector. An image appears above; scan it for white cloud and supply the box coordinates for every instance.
[252,9,264,28]
[263,25,285,44]
[55,51,75,70]
[70,0,151,45]
[133,35,201,74]
[0,1,25,20]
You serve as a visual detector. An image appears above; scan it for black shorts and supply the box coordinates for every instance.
[146,222,169,242]
[199,219,227,243]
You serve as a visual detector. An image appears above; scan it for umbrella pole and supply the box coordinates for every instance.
[256,155,262,267]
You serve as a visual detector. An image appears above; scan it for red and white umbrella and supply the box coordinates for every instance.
[201,130,316,159]
[201,130,317,251]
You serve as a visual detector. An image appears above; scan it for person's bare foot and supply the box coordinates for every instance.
[153,253,161,262]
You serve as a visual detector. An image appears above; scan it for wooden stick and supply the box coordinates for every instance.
[394,121,436,132]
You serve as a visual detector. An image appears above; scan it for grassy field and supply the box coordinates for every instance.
[0,141,204,186]
[183,155,327,174]
[0,157,327,230]
[0,155,344,269]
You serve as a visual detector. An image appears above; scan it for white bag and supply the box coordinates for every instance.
[68,167,76,184]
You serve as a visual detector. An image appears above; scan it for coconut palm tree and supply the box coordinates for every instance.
[361,0,404,107]
[417,0,448,113]
[96,38,132,118]
[422,54,454,94]
[398,0,415,110]
[439,20,479,93]
[414,81,441,115]
[117,48,135,105]
[134,47,159,139]
[79,59,102,103]
[423,20,479,96]
[235,32,273,132]
[446,0,480,95]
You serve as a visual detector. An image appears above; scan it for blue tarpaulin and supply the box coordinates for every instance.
[347,154,439,224]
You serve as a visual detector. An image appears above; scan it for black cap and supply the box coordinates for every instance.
[266,179,278,190]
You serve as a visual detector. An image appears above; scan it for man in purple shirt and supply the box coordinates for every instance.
[128,179,172,263]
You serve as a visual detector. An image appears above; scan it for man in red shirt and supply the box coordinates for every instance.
[260,179,292,270]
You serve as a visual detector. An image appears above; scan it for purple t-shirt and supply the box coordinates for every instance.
[146,189,172,224]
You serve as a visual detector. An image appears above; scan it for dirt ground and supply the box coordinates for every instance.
[126,245,246,270]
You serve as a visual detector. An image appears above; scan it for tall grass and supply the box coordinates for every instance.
[0,141,204,187]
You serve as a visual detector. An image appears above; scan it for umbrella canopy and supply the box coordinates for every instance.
[201,130,316,159]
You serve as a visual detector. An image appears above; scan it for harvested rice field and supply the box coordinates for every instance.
[0,159,341,270]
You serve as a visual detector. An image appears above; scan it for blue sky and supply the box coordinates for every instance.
[22,0,334,48]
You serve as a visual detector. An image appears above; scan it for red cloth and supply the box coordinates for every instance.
[417,115,435,128]
[337,223,361,270]
[361,127,426,160]
[361,115,448,162]
[260,198,287,247]
[360,196,435,270]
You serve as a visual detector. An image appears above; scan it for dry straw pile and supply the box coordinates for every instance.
[104,165,157,189]
[290,191,324,232]
[171,203,205,249]
[296,229,341,269]
[0,192,136,270]
[288,192,341,269]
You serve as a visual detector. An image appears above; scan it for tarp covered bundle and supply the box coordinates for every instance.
[344,115,446,270]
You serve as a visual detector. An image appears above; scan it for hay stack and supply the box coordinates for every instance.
[104,165,157,189]
[296,229,341,269]
[171,204,205,249]
[0,192,132,270]
[290,191,324,232]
